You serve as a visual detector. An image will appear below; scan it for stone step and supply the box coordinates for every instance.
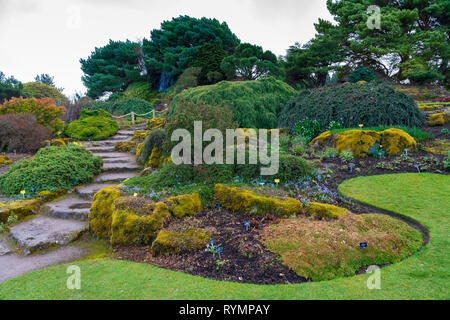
[0,238,12,256]
[9,216,87,256]
[92,152,133,159]
[102,163,141,172]
[42,195,92,221]
[76,183,117,200]
[117,130,135,136]
[102,156,136,164]
[93,172,138,183]
[86,146,116,153]
[110,135,131,141]
[90,139,130,147]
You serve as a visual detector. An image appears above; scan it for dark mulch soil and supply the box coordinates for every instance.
[114,208,307,285]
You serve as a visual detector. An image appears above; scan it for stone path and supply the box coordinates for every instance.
[0,124,144,283]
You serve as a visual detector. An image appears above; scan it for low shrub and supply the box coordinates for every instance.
[64,109,119,141]
[170,77,297,129]
[139,129,167,163]
[0,144,103,196]
[0,97,65,134]
[0,113,52,153]
[279,82,425,133]
[22,82,69,104]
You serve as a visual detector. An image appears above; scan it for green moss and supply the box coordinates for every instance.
[151,228,210,256]
[89,186,121,239]
[115,141,136,152]
[214,184,303,217]
[305,202,350,219]
[165,193,203,219]
[0,199,42,223]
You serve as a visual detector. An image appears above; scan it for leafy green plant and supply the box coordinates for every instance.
[0,213,18,233]
[0,144,103,195]
[340,150,354,163]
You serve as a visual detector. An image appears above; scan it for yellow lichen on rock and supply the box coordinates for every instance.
[0,199,42,223]
[310,131,335,149]
[305,202,351,219]
[147,145,162,169]
[166,193,203,219]
[110,201,171,246]
[0,155,13,167]
[214,184,303,218]
[426,113,450,127]
[133,130,148,141]
[151,228,210,257]
[37,190,67,201]
[89,186,121,238]
[147,118,166,130]
[380,128,417,156]
[135,142,144,161]
[335,130,381,157]
[115,141,136,152]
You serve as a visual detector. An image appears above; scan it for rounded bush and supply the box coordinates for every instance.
[170,77,297,129]
[0,144,103,195]
[279,82,425,133]
[64,110,119,141]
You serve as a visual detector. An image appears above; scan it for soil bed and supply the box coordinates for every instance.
[114,208,307,285]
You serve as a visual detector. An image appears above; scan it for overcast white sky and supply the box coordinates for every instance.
[0,0,333,97]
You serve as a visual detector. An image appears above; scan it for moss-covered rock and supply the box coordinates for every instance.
[0,155,13,167]
[115,141,136,152]
[0,199,42,223]
[380,128,417,156]
[214,184,303,217]
[146,118,166,130]
[89,186,121,238]
[133,130,148,141]
[426,113,450,127]
[166,193,203,219]
[311,128,417,157]
[135,142,144,161]
[151,228,210,257]
[37,189,67,201]
[111,201,171,246]
[305,202,351,219]
[147,145,162,169]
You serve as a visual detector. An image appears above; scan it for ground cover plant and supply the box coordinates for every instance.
[64,109,119,141]
[1,174,448,299]
[0,143,103,196]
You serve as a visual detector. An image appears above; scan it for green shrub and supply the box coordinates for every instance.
[279,82,426,133]
[348,67,375,83]
[0,144,103,196]
[22,82,69,104]
[139,129,167,163]
[174,67,202,93]
[85,98,153,116]
[170,77,297,129]
[64,109,118,141]
[121,82,157,102]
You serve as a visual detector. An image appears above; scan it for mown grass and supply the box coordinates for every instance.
[0,173,448,300]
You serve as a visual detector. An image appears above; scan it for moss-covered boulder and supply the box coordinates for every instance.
[89,186,121,238]
[111,201,171,246]
[214,184,303,217]
[427,113,450,127]
[166,193,203,219]
[305,202,351,219]
[135,142,144,161]
[151,228,210,257]
[311,128,417,157]
[133,130,148,141]
[0,199,42,223]
[147,145,162,169]
[115,141,136,152]
[147,118,166,130]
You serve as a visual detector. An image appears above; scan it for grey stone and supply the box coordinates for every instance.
[93,172,137,183]
[0,239,11,256]
[102,162,140,172]
[42,195,92,220]
[76,183,117,200]
[9,216,87,256]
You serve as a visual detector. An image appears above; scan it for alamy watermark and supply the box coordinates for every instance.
[366,265,381,290]
[66,265,81,290]
[171,122,280,176]
[366,5,381,30]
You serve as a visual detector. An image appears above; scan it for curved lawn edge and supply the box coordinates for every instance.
[1,173,448,300]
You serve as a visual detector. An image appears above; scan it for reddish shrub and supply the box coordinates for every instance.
[0,97,65,134]
[0,113,52,153]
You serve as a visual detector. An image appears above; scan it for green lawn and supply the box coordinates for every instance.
[0,173,448,300]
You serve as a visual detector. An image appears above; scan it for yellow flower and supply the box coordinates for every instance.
[133,193,138,197]
[359,124,364,128]
[20,190,26,195]
[274,179,280,184]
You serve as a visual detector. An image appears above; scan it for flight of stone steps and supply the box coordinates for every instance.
[3,124,145,256]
